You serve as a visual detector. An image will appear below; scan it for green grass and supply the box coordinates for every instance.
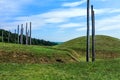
[0,43,74,63]
[1,35,120,62]
[0,43,67,56]
[55,35,120,59]
[0,35,120,80]
[0,59,120,80]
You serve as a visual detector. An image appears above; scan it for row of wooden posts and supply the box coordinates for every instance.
[86,0,95,62]
[1,22,32,45]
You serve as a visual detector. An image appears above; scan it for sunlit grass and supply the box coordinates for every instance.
[0,59,120,80]
[55,35,120,59]
[0,42,73,63]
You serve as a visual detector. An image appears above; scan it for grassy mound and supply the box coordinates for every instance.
[55,35,120,59]
[0,43,75,63]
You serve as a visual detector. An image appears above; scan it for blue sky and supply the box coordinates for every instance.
[0,0,120,42]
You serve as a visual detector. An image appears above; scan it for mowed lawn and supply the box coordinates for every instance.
[0,59,120,80]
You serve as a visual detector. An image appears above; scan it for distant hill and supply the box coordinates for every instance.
[0,29,57,46]
[55,42,64,44]
[55,35,120,59]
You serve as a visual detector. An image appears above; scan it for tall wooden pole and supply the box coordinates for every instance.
[86,0,90,62]
[26,23,28,45]
[91,5,95,62]
[30,22,32,45]
[21,24,23,44]
[17,25,19,44]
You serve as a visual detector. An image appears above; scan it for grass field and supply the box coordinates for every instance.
[0,59,120,80]
[0,35,120,80]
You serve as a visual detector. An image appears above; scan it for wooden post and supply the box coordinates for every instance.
[17,25,19,44]
[15,29,16,43]
[86,0,90,62]
[30,22,32,45]
[28,30,29,44]
[26,23,28,45]
[2,30,4,42]
[8,30,10,43]
[91,5,95,62]
[27,31,29,45]
[21,24,23,44]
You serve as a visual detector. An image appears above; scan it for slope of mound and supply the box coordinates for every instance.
[0,43,75,63]
[55,35,120,59]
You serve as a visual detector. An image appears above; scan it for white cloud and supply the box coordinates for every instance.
[94,8,120,14]
[6,7,87,30]
[62,0,86,7]
[59,23,84,28]
[96,15,120,31]
[76,13,120,32]
[40,8,86,19]
[101,0,107,2]
[2,7,120,31]
[0,0,33,18]
[76,27,86,31]
[44,18,67,23]
[109,9,120,13]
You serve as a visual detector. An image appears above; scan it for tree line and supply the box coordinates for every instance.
[0,29,57,46]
